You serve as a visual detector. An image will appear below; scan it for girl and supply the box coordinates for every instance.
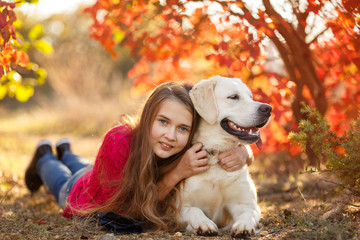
[25,81,253,232]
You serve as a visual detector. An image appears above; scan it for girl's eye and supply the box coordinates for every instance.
[179,126,190,132]
[160,119,167,124]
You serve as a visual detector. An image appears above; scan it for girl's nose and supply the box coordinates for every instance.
[165,127,176,141]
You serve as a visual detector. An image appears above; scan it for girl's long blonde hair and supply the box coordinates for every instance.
[83,82,200,231]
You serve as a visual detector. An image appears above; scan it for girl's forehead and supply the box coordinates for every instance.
[157,99,193,121]
[159,98,189,110]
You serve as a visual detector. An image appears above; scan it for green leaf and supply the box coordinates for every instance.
[28,24,44,41]
[34,39,53,55]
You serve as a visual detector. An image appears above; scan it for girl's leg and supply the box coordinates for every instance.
[25,140,53,192]
[61,152,90,174]
[56,139,91,174]
[27,140,89,208]
[36,153,72,204]
[58,167,88,209]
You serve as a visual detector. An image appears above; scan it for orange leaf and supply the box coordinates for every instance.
[267,22,276,29]
[131,75,153,97]
[17,51,29,67]
[128,58,151,78]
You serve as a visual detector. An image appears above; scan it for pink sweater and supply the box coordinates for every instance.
[62,125,133,217]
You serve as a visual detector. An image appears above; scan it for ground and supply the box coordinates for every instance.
[1,105,359,240]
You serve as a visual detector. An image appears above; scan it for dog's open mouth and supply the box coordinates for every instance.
[220,119,263,150]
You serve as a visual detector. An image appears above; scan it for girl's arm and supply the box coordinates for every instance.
[157,143,253,199]
[157,142,208,200]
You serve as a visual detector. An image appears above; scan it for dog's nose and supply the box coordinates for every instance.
[258,104,272,116]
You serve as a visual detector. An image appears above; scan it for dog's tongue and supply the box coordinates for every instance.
[256,133,263,151]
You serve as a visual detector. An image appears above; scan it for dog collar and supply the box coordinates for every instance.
[205,149,221,156]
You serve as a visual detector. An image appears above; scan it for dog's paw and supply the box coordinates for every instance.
[196,228,218,236]
[230,219,256,238]
[231,230,254,239]
[186,219,218,236]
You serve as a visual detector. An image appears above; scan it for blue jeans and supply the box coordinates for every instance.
[36,151,91,209]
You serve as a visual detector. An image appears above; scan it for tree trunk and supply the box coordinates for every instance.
[263,0,328,165]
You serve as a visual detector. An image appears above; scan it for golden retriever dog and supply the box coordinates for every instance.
[179,75,272,238]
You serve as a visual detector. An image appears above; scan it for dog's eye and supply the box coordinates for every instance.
[228,94,239,100]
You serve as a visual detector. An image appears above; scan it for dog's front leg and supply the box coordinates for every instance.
[179,206,218,236]
[226,203,261,238]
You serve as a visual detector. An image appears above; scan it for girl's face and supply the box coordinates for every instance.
[150,99,193,159]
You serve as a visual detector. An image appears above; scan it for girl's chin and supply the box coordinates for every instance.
[154,148,178,159]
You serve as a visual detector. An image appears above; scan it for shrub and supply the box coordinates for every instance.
[289,103,360,196]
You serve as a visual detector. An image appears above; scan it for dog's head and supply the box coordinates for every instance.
[190,75,272,150]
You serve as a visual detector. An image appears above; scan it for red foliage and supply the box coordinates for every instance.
[84,0,360,155]
[0,1,29,77]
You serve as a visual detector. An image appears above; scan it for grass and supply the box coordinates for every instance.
[1,102,359,239]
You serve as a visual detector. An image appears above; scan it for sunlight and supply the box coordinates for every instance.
[17,0,96,19]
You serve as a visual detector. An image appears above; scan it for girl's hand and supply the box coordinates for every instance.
[173,142,209,180]
[218,145,254,172]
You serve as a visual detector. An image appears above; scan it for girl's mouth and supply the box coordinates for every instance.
[160,142,173,151]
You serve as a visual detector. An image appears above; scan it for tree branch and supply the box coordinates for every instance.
[307,27,330,45]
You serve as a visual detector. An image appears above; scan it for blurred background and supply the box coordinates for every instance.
[1,1,359,239]
[1,0,359,187]
[1,0,142,179]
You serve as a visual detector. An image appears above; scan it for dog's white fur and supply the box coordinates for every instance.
[179,75,271,237]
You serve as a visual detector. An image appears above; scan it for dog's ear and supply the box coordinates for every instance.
[190,77,218,125]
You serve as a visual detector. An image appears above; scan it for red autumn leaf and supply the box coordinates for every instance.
[167,0,179,5]
[2,29,10,43]
[0,66,4,78]
[34,220,47,225]
[0,12,7,28]
[219,41,229,51]
[85,0,360,155]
